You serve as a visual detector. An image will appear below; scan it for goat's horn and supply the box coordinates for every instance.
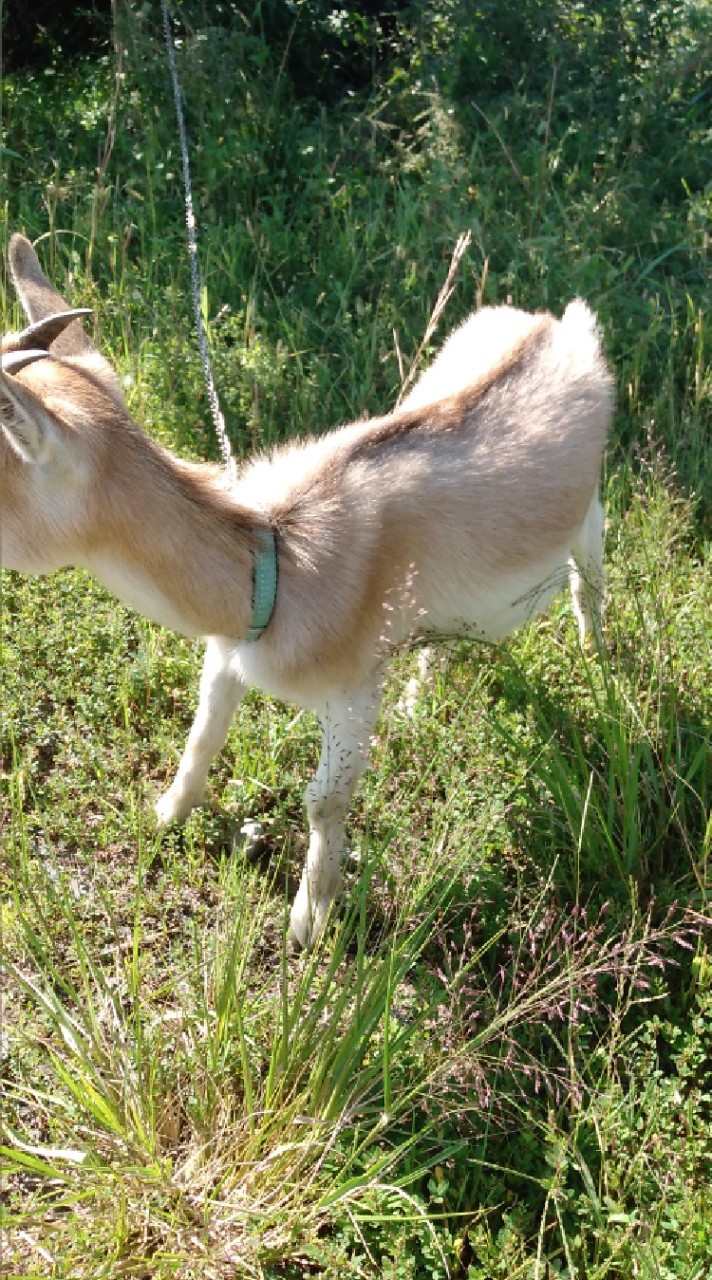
[1,348,51,375]
[12,309,93,351]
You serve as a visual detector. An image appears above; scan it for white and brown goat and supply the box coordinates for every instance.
[1,233,613,948]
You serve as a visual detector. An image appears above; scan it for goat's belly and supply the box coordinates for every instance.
[414,553,572,642]
[228,550,573,708]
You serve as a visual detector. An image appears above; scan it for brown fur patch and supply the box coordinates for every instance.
[343,315,552,461]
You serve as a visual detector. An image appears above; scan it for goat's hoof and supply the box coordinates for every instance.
[289,886,333,952]
[582,630,603,658]
[155,788,197,828]
[237,819,267,862]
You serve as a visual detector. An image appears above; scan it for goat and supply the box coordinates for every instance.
[1,233,613,949]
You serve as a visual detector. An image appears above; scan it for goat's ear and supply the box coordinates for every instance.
[9,234,95,360]
[9,234,126,407]
[0,371,63,466]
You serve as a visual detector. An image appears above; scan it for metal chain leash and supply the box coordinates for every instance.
[160,0,237,487]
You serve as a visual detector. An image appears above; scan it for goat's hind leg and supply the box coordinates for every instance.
[156,636,246,826]
[290,679,383,950]
[569,494,605,655]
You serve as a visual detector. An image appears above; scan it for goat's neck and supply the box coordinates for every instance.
[81,436,257,639]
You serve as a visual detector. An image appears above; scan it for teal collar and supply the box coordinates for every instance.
[245,526,278,642]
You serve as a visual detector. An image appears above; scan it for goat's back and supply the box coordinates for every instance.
[233,300,612,696]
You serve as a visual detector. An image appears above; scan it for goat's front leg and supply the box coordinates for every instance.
[290,679,383,950]
[155,637,246,826]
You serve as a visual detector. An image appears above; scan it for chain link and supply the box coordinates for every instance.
[160,0,237,487]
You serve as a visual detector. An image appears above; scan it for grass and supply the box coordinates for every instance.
[1,2,710,1275]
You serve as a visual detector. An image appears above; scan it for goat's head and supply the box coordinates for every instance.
[1,235,129,573]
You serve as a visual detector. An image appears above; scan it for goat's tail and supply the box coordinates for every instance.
[563,296,603,335]
[561,298,606,356]
[558,299,614,425]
